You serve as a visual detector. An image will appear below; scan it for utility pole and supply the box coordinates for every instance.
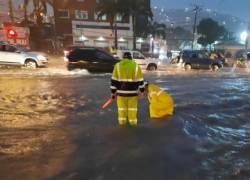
[192,5,201,50]
[114,23,118,50]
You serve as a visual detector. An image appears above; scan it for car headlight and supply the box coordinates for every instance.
[37,55,47,61]
[157,61,161,65]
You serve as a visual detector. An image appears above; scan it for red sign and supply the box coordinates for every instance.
[7,29,17,39]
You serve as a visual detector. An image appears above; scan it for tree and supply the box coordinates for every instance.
[121,0,152,50]
[18,0,53,25]
[8,0,14,23]
[98,0,122,49]
[18,0,30,24]
[166,27,193,50]
[31,0,49,25]
[197,18,227,49]
[148,22,167,39]
[98,0,152,50]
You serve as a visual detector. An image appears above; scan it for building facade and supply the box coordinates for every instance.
[53,0,134,49]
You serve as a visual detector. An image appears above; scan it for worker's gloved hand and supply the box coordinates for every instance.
[111,94,116,99]
[138,92,145,99]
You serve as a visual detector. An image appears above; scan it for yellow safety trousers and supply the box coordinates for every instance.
[117,96,138,126]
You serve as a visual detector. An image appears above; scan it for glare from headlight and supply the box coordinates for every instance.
[37,55,47,61]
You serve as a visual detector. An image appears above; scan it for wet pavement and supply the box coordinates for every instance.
[0,65,250,180]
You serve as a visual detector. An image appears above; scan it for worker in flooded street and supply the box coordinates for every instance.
[110,52,144,126]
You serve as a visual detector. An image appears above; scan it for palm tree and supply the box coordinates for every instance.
[31,0,48,25]
[150,22,167,39]
[22,0,30,24]
[19,0,52,25]
[98,0,122,49]
[98,0,152,50]
[120,0,153,50]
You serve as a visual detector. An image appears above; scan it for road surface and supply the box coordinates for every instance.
[0,66,250,180]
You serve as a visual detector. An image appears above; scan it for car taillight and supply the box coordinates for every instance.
[64,50,70,57]
[64,50,72,63]
[64,56,69,62]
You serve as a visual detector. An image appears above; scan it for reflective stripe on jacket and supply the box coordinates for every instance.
[111,59,144,97]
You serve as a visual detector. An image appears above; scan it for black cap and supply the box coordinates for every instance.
[123,52,132,60]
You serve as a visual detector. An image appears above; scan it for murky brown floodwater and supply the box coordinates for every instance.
[0,67,250,180]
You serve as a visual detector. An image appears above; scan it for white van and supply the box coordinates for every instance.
[116,50,162,71]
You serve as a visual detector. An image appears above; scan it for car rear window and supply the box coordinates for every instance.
[95,50,114,61]
[69,49,94,61]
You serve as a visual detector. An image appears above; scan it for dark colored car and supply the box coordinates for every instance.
[182,51,223,71]
[64,47,118,72]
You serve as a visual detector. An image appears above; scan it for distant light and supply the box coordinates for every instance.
[137,38,144,43]
[96,36,106,41]
[240,31,248,42]
[79,35,88,41]
[153,48,158,54]
[8,29,16,36]
[214,41,219,45]
[118,37,126,42]
[206,8,211,12]
[159,48,165,54]
[185,17,191,22]
[7,29,17,39]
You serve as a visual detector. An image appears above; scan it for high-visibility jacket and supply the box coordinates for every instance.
[111,59,144,96]
[148,84,174,118]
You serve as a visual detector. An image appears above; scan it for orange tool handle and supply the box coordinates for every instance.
[101,98,114,109]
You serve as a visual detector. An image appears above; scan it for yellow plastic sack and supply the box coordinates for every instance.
[148,84,174,118]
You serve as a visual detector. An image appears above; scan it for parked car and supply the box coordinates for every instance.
[224,50,250,68]
[116,50,162,71]
[0,43,48,69]
[64,47,118,72]
[182,50,223,71]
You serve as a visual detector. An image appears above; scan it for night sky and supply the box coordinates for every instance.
[152,0,250,21]
[1,0,250,21]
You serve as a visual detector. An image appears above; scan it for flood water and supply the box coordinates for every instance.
[0,67,250,180]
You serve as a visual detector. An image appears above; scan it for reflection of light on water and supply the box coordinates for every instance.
[0,78,89,156]
[231,63,237,73]
[0,68,91,77]
[245,62,250,73]
[221,78,249,92]
[36,68,90,76]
